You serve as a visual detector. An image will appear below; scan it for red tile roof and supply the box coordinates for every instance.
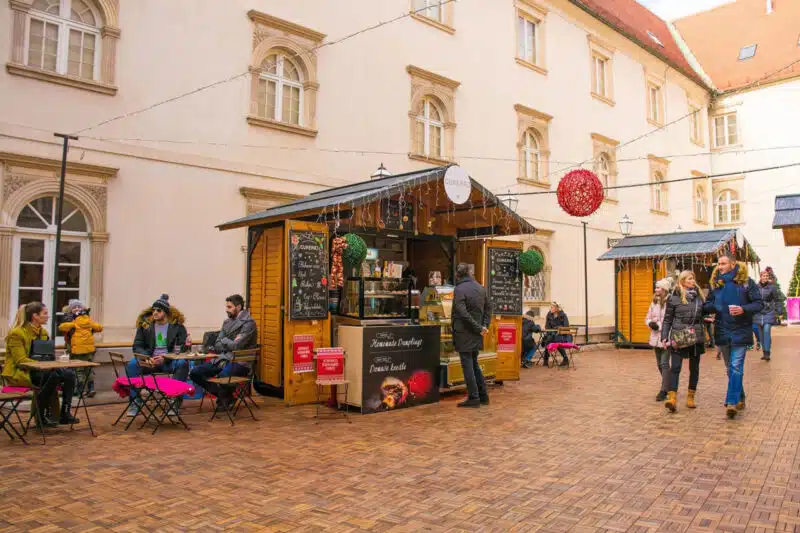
[569,0,708,88]
[674,0,800,92]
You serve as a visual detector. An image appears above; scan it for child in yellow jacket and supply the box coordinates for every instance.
[59,300,103,397]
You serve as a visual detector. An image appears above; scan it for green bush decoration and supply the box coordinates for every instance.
[343,233,368,266]
[520,249,544,276]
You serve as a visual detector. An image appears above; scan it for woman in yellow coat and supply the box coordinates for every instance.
[3,302,79,427]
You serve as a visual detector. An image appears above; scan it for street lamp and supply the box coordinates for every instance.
[619,214,633,237]
[503,190,519,212]
[371,163,391,180]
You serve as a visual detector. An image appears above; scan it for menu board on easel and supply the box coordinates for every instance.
[289,230,329,320]
[487,248,522,315]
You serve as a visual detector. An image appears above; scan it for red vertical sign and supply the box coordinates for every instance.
[497,323,517,352]
[316,347,345,383]
[292,334,315,373]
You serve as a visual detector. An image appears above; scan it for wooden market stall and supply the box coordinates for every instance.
[597,229,760,347]
[772,193,800,322]
[218,165,536,410]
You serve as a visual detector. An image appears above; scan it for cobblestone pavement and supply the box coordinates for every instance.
[1,328,799,532]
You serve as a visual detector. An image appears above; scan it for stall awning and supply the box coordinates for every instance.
[772,194,800,246]
[597,229,759,262]
[218,165,537,235]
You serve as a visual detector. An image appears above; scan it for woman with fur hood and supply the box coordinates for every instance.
[646,278,672,401]
[703,255,762,419]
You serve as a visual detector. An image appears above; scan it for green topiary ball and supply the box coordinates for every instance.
[520,249,544,276]
[343,233,368,266]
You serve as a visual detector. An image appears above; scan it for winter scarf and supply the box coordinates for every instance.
[719,266,742,307]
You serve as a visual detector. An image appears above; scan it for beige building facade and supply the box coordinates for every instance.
[1,0,730,344]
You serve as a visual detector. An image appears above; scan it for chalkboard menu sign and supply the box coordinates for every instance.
[380,197,414,231]
[289,230,329,320]
[487,248,522,315]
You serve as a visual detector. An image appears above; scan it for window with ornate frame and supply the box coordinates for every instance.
[407,65,459,165]
[516,104,551,187]
[689,103,704,146]
[645,71,665,126]
[523,246,547,303]
[648,154,669,215]
[713,112,739,148]
[715,189,741,225]
[7,0,119,94]
[515,0,547,75]
[591,133,619,201]
[694,186,707,223]
[588,35,615,106]
[410,0,455,33]
[247,11,324,137]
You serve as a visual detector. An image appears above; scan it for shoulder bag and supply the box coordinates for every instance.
[670,299,699,349]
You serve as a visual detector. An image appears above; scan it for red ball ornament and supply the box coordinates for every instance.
[556,169,605,217]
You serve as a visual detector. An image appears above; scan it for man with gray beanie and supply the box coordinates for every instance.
[452,263,492,408]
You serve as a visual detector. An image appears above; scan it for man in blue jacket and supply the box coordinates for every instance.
[704,254,762,419]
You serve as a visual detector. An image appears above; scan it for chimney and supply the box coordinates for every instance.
[766,0,773,14]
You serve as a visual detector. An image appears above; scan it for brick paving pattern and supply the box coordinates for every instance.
[1,328,798,532]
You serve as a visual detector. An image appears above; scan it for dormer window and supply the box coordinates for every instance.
[738,44,757,60]
[647,31,664,47]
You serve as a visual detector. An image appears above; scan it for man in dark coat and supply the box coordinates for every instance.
[452,263,492,408]
[704,255,762,419]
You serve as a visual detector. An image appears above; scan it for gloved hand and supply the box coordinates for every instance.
[648,321,659,331]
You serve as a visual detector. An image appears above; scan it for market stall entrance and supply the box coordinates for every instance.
[598,229,759,347]
[218,166,536,407]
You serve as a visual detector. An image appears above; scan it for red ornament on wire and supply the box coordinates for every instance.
[556,169,605,217]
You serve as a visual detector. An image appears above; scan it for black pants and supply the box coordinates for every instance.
[30,369,76,416]
[459,351,487,400]
[668,350,700,392]
[190,361,249,401]
[543,347,568,366]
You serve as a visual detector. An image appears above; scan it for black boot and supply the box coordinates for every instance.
[457,398,480,408]
[656,390,667,402]
[38,406,58,428]
[479,394,490,405]
[762,351,770,361]
[59,404,80,425]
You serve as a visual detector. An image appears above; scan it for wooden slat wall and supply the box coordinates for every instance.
[630,261,654,345]
[617,263,632,342]
[249,225,284,387]
[283,220,330,406]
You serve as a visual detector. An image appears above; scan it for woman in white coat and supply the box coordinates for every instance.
[646,278,673,401]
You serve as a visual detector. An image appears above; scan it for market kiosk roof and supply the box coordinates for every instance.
[597,229,760,262]
[218,165,537,235]
[772,194,800,246]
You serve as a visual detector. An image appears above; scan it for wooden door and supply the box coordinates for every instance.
[249,225,284,387]
[630,261,654,344]
[617,262,632,342]
[482,239,522,382]
[283,220,330,405]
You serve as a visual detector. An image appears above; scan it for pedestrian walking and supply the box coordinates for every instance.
[754,269,778,361]
[646,278,672,402]
[452,263,491,408]
[661,271,708,412]
[705,255,762,419]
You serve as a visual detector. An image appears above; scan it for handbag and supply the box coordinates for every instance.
[30,339,55,362]
[670,299,699,349]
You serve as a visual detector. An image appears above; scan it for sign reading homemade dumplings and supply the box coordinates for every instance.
[289,230,329,320]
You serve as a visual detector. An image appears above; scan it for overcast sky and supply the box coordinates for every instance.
[636,0,735,20]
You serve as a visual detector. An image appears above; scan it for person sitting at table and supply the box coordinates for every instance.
[189,294,257,411]
[126,294,189,415]
[2,302,79,427]
[542,302,571,367]
[521,309,542,368]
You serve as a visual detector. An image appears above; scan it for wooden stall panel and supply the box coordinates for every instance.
[630,261,653,345]
[283,220,330,406]
[249,225,284,388]
[483,239,522,382]
[617,263,632,342]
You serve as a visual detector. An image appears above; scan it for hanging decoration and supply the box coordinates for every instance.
[330,236,347,289]
[556,169,604,217]
[520,249,545,276]
[343,233,367,266]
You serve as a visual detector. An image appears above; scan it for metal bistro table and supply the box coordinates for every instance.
[19,359,101,441]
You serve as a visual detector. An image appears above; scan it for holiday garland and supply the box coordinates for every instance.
[330,236,347,288]
[342,233,367,266]
[556,169,604,217]
[520,249,544,276]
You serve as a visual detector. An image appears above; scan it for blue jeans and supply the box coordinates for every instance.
[755,324,772,353]
[724,345,747,406]
[523,347,536,363]
[125,357,189,399]
[752,324,760,345]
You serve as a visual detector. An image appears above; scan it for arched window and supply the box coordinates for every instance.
[596,152,611,188]
[26,0,101,80]
[415,97,444,159]
[522,129,541,181]
[523,247,547,303]
[716,190,741,224]
[652,171,667,212]
[12,196,90,334]
[256,53,303,125]
[694,185,706,222]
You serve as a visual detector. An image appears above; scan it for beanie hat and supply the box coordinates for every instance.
[152,294,170,313]
[656,278,672,291]
[68,299,85,311]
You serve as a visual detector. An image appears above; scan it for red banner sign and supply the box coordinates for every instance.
[292,334,315,373]
[316,347,345,383]
[497,323,517,352]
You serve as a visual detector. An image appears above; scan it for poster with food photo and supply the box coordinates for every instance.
[361,326,440,414]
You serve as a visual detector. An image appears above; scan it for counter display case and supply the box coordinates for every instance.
[338,278,412,320]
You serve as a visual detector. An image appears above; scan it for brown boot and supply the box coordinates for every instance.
[726,405,738,419]
[687,389,697,409]
[665,391,677,412]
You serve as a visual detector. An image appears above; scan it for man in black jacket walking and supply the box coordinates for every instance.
[452,263,492,408]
